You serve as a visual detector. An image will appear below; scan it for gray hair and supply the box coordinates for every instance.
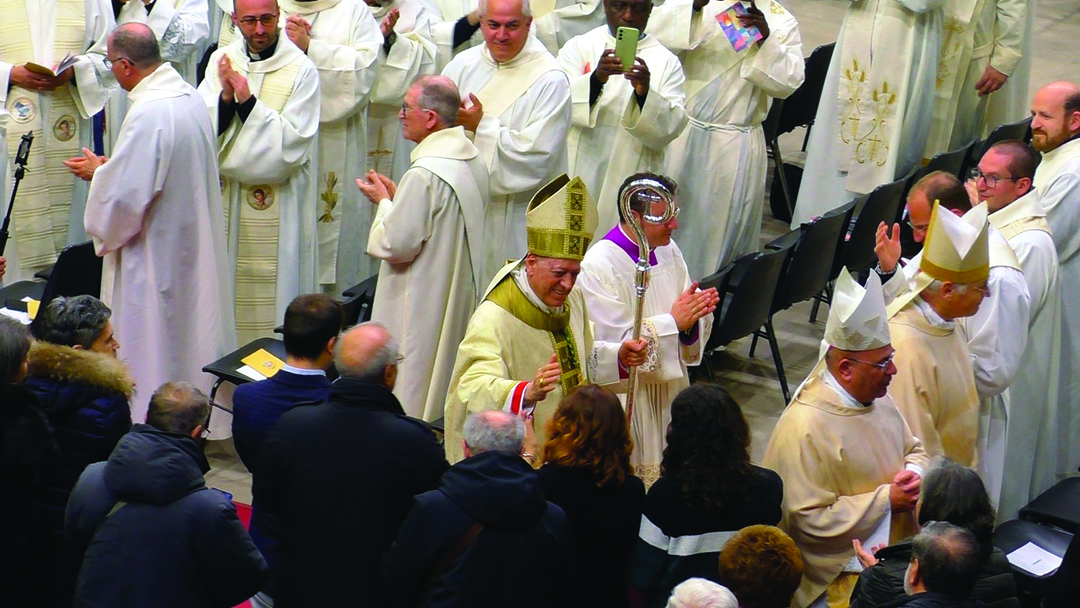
[478,0,532,18]
[334,321,398,383]
[111,23,162,70]
[0,316,31,383]
[32,295,111,349]
[414,75,460,128]
[146,382,211,435]
[926,279,974,295]
[666,579,738,608]
[910,521,983,597]
[463,410,524,455]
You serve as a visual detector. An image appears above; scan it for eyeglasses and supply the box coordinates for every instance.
[400,102,433,114]
[609,1,652,13]
[846,354,895,371]
[901,209,928,234]
[969,283,991,297]
[969,168,1018,188]
[237,13,278,28]
[103,57,130,69]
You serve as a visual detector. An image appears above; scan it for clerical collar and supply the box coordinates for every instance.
[511,264,564,315]
[604,225,659,265]
[821,368,870,409]
[913,295,954,330]
[247,37,279,61]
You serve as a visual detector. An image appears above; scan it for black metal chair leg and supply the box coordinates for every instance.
[765,318,790,403]
[773,146,794,219]
[749,331,760,358]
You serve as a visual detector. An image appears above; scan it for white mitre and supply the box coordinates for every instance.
[825,268,891,351]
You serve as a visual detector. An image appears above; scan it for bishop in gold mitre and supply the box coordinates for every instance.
[442,174,646,464]
[887,201,991,467]
[764,269,929,608]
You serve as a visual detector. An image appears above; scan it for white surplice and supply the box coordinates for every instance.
[83,64,236,425]
[198,35,321,343]
[980,0,1035,135]
[533,0,605,55]
[578,229,710,486]
[366,0,440,182]
[442,34,571,268]
[428,0,481,70]
[1034,136,1080,483]
[791,0,945,228]
[558,26,687,233]
[278,0,382,291]
[368,126,489,422]
[0,0,116,284]
[648,0,804,279]
[923,0,1025,157]
[987,192,1062,520]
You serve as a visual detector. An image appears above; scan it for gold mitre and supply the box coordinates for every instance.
[825,268,891,351]
[919,201,990,284]
[525,174,598,261]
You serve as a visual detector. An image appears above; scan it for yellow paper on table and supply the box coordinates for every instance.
[26,299,39,320]
[241,348,284,378]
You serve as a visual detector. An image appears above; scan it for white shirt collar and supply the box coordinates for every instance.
[511,263,564,315]
[281,363,327,377]
[821,369,869,409]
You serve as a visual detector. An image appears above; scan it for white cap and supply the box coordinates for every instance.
[824,268,891,351]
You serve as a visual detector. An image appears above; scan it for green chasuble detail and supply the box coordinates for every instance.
[485,276,583,394]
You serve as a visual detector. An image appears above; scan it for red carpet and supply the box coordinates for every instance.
[234,501,254,608]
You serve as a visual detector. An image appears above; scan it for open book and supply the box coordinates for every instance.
[25,52,79,77]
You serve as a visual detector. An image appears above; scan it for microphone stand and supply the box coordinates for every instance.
[0,132,34,256]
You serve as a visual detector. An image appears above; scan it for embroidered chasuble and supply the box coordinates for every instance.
[923,0,1025,158]
[198,36,320,343]
[0,0,114,278]
[763,372,928,608]
[443,261,592,464]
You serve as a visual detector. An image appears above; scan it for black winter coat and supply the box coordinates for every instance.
[382,451,581,608]
[850,541,1019,608]
[65,425,266,608]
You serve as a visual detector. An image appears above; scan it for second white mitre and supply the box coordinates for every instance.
[825,269,892,352]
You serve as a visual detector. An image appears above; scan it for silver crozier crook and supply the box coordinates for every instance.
[618,178,677,424]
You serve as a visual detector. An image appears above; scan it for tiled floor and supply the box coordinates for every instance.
[205,0,1080,496]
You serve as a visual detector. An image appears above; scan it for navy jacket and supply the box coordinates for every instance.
[231,368,331,474]
[253,378,449,607]
[66,425,266,608]
[382,451,581,608]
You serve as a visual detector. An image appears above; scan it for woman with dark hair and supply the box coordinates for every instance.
[628,384,783,608]
[849,457,1020,608]
[538,384,646,607]
[0,317,61,606]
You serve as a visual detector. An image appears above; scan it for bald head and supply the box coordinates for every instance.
[334,322,399,388]
[109,23,161,70]
[1031,81,1080,152]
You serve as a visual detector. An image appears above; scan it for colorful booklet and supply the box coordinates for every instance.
[717,3,764,52]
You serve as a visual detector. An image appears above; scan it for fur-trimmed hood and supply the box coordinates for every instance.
[27,340,135,398]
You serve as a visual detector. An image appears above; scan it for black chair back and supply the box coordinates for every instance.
[704,243,794,353]
[842,178,907,273]
[342,273,378,327]
[774,200,854,312]
[39,240,102,305]
[779,42,835,134]
[925,142,973,179]
[978,116,1034,160]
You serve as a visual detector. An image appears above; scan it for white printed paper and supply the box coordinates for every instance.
[1007,541,1062,577]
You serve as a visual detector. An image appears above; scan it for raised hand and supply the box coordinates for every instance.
[874,222,902,274]
[670,282,720,331]
[285,15,313,53]
[524,353,561,403]
[738,0,770,42]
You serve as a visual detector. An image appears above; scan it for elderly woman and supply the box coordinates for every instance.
[629,384,783,608]
[538,384,646,607]
[0,316,61,604]
[850,457,1020,608]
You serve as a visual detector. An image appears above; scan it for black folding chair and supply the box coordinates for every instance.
[978,116,1034,160]
[994,518,1079,606]
[807,200,858,323]
[701,240,796,402]
[925,141,976,180]
[1,240,102,317]
[841,177,908,274]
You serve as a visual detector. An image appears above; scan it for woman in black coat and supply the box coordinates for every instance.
[0,316,61,606]
[850,457,1021,608]
[538,384,646,608]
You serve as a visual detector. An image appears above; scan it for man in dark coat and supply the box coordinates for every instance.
[65,382,266,608]
[883,522,986,608]
[381,410,580,607]
[253,322,450,607]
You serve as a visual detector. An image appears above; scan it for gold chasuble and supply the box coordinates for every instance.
[218,50,303,341]
[443,174,598,464]
[0,0,85,270]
